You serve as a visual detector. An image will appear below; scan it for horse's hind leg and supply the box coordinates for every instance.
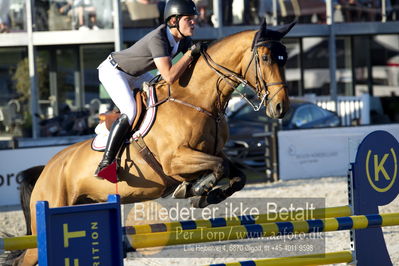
[14,166,46,266]
[13,249,38,266]
[18,186,66,265]
[17,204,40,265]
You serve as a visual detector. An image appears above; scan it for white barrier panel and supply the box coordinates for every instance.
[0,146,67,206]
[278,124,399,180]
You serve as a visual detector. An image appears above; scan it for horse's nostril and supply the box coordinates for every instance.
[276,103,282,114]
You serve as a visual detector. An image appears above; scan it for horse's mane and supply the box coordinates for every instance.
[206,30,255,50]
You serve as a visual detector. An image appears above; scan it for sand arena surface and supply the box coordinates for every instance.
[0,176,398,265]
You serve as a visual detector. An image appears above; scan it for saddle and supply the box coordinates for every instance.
[99,89,148,132]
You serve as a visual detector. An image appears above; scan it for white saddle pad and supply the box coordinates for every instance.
[91,85,158,151]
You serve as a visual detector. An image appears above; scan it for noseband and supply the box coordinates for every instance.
[201,40,287,112]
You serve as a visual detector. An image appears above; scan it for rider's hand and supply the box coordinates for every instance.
[190,42,206,59]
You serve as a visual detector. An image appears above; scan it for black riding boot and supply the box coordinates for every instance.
[95,114,131,176]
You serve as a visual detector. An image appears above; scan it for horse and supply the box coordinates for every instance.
[12,20,295,265]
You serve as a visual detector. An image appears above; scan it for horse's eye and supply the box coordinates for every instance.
[262,55,269,62]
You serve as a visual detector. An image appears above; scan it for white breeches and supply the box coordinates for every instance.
[98,58,154,124]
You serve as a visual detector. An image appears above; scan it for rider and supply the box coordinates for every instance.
[95,0,204,177]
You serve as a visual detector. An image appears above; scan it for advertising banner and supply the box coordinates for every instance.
[278,124,399,180]
[0,146,68,206]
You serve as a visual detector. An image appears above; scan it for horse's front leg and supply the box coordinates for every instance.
[189,156,247,208]
[165,146,224,176]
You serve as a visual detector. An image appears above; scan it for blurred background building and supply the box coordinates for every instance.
[0,0,398,141]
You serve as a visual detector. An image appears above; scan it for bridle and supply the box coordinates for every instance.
[201,39,287,112]
[147,38,288,119]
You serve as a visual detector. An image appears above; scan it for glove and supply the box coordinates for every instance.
[190,42,206,59]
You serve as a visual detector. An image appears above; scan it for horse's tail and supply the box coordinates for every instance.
[19,165,45,235]
[0,165,44,265]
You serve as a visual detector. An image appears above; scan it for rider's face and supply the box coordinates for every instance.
[178,15,196,37]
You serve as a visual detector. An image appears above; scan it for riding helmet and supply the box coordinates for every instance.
[164,0,198,23]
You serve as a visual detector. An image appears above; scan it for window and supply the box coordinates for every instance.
[293,106,312,126]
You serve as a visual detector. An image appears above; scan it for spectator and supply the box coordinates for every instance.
[157,0,166,22]
[0,0,11,33]
[34,0,50,31]
[388,0,399,20]
[59,1,73,16]
[339,0,361,22]
[194,0,209,26]
[222,0,233,25]
[243,0,258,25]
[62,0,100,30]
[258,0,274,23]
[75,0,100,29]
[358,0,380,21]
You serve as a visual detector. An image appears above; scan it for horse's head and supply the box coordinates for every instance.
[244,20,296,119]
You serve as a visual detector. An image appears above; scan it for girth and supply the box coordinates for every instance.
[132,135,181,197]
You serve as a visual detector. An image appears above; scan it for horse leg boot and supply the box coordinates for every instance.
[172,173,216,199]
[95,114,131,177]
[189,175,246,208]
[173,160,229,199]
[189,160,246,208]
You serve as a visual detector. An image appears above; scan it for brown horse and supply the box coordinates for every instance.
[13,20,295,265]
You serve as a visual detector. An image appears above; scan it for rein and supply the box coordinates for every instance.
[147,82,222,121]
[147,81,223,154]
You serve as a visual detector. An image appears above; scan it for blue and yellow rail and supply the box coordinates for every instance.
[126,205,351,234]
[126,212,399,249]
[0,205,351,252]
[1,209,394,252]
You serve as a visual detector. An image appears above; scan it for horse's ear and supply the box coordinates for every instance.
[251,18,267,50]
[251,19,266,51]
[277,19,297,38]
[260,18,267,31]
[260,18,267,36]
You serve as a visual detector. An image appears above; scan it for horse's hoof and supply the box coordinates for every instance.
[206,187,227,204]
[189,196,209,208]
[172,181,191,198]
